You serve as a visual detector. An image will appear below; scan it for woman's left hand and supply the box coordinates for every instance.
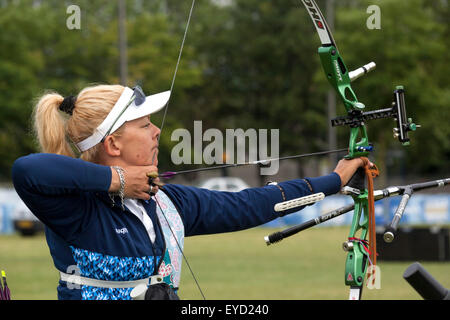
[333,158,375,187]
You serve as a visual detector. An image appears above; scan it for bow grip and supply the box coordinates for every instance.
[345,167,366,191]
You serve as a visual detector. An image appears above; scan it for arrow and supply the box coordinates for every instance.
[154,148,348,180]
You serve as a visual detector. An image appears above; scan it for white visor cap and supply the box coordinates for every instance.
[76,87,170,152]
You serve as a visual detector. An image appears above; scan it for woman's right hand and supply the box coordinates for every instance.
[109,166,159,200]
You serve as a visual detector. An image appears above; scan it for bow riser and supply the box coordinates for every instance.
[318,46,359,111]
[344,194,369,288]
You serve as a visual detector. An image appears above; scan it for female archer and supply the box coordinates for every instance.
[12,84,365,300]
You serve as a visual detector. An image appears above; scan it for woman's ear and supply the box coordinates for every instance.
[102,135,121,157]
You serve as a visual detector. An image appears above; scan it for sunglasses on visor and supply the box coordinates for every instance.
[100,85,146,142]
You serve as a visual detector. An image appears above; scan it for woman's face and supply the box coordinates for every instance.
[115,115,160,167]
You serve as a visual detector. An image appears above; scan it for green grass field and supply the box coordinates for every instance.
[0,227,449,300]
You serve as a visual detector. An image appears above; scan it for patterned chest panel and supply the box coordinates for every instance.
[154,191,185,288]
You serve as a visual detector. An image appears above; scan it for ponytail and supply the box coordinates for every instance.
[33,93,75,157]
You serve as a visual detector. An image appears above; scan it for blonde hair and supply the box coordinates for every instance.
[33,84,125,163]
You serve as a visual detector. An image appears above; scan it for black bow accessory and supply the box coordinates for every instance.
[59,95,77,115]
[144,283,180,300]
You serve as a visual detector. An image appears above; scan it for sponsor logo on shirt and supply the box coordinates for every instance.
[115,227,128,235]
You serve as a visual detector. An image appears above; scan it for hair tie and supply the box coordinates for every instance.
[59,95,77,115]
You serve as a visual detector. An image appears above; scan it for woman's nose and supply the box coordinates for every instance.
[152,123,161,140]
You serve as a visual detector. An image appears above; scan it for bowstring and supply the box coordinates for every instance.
[150,0,206,300]
[156,0,196,147]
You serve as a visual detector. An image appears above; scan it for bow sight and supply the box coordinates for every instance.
[331,85,420,149]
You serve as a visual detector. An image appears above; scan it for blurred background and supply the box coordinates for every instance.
[0,0,449,300]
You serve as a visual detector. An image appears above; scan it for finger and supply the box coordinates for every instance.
[354,157,367,168]
[150,184,159,193]
[151,180,164,188]
[360,157,367,167]
[147,173,164,187]
[143,183,159,195]
[139,191,151,201]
